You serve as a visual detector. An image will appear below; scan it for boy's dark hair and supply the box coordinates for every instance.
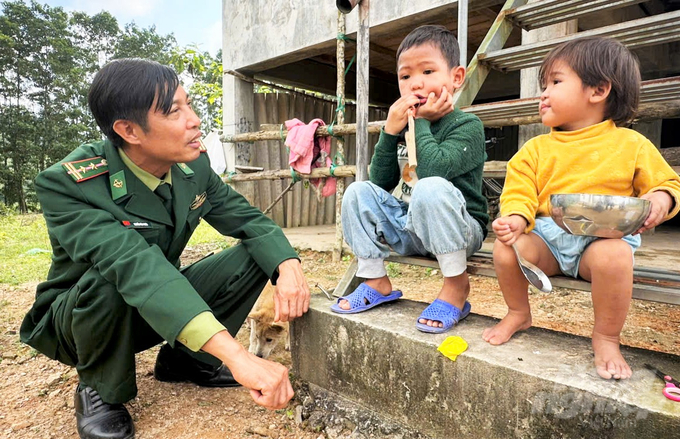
[88,58,179,147]
[539,37,640,126]
[396,25,460,69]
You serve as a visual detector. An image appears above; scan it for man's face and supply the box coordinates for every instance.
[397,43,462,107]
[133,86,202,175]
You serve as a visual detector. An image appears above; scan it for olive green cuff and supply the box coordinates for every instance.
[176,312,226,352]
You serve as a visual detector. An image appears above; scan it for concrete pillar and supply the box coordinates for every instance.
[517,10,577,148]
[223,74,257,203]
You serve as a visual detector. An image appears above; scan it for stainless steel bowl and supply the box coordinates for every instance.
[549,194,651,238]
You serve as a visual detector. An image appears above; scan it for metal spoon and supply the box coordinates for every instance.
[512,244,552,293]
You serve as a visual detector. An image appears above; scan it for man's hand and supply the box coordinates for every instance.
[415,86,454,122]
[274,259,310,322]
[384,94,420,135]
[492,214,528,246]
[634,191,673,235]
[203,333,293,410]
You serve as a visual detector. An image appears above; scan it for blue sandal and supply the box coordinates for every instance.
[330,283,403,314]
[415,299,471,333]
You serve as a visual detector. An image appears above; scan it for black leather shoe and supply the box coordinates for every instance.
[153,344,241,388]
[75,385,135,439]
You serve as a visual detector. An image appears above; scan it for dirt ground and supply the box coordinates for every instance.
[1,245,679,439]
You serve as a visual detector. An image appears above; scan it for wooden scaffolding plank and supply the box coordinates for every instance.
[385,253,680,305]
[480,10,680,71]
[507,0,647,30]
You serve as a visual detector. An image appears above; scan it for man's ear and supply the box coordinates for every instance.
[590,81,612,104]
[450,65,466,90]
[113,120,143,146]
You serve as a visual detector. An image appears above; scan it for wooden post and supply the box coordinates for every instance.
[518,2,576,148]
[458,0,468,67]
[334,11,347,262]
[355,0,370,182]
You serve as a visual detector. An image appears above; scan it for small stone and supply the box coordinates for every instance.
[2,352,17,360]
[48,389,61,398]
[246,426,272,437]
[12,421,33,430]
[295,405,304,424]
[268,424,276,429]
[46,372,62,387]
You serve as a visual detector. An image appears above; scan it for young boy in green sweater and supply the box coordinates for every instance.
[331,25,489,334]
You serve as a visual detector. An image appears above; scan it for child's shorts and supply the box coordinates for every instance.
[531,217,641,278]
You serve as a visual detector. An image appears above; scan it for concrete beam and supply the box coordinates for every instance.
[257,59,399,107]
[223,0,505,72]
[292,296,680,438]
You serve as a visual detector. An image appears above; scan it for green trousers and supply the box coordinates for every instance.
[45,244,268,403]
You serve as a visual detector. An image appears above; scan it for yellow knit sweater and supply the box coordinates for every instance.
[500,120,680,232]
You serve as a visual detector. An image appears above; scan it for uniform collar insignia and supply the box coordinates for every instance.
[177,162,194,176]
[109,170,128,200]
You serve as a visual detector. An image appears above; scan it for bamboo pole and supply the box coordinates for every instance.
[220,121,384,143]
[263,181,296,215]
[355,0,370,181]
[334,11,347,262]
[221,161,510,183]
[220,97,680,141]
[223,165,357,183]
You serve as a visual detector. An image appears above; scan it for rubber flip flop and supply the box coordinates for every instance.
[416,299,471,334]
[330,282,402,314]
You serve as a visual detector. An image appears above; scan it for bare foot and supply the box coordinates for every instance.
[482,311,532,345]
[592,333,632,380]
[338,277,393,310]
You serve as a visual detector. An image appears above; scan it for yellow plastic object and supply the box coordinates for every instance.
[437,336,468,361]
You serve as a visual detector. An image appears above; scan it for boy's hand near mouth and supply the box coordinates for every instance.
[415,85,454,122]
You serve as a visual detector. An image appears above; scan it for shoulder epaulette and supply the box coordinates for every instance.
[198,138,208,153]
[62,157,108,182]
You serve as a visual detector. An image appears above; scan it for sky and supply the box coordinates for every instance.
[42,0,222,55]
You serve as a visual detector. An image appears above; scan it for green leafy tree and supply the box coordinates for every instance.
[114,22,176,64]
[0,0,179,212]
[171,46,223,130]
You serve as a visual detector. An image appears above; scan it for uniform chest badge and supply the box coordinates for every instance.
[190,192,207,210]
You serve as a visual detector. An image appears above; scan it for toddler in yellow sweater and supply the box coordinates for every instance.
[483,37,680,380]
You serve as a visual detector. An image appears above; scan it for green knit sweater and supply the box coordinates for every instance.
[369,108,489,237]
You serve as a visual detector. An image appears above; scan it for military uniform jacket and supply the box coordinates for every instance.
[21,140,298,359]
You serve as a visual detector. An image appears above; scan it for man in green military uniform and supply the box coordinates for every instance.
[20,58,310,439]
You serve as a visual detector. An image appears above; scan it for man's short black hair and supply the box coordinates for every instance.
[396,25,461,69]
[88,58,179,147]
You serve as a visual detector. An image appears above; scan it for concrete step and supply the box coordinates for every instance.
[292,296,680,439]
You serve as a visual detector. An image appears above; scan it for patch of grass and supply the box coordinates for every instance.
[187,220,228,246]
[0,214,52,285]
[386,262,402,278]
[0,214,232,286]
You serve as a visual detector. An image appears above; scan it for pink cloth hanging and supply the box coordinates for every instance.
[285,118,336,197]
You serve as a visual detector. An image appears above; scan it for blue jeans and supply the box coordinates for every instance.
[341,177,484,279]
